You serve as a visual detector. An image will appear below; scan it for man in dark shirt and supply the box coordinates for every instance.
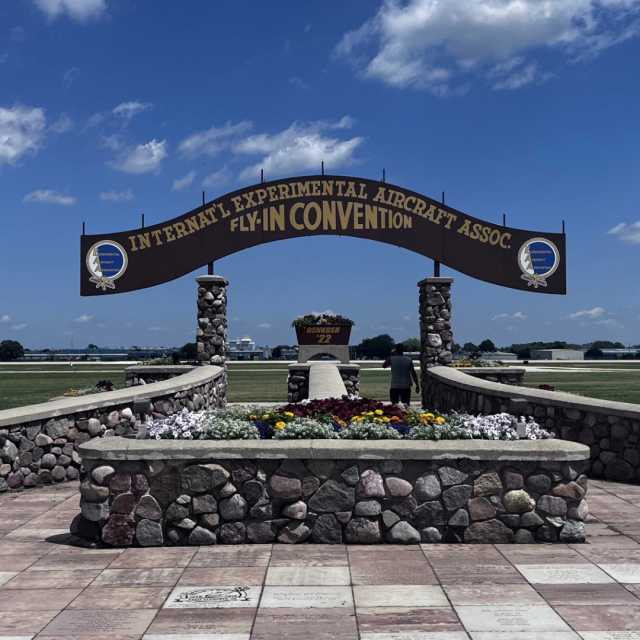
[382,344,420,405]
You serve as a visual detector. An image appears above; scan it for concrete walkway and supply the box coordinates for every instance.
[1,480,640,637]
[308,362,348,400]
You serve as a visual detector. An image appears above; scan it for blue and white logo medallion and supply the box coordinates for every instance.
[517,237,559,289]
[86,240,128,291]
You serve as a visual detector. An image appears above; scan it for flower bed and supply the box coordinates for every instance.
[146,397,553,442]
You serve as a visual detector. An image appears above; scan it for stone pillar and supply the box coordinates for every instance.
[196,275,229,403]
[418,277,453,407]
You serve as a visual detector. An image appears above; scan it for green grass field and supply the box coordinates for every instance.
[1,361,640,410]
[523,371,640,403]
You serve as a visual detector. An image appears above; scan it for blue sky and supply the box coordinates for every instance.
[1,0,639,349]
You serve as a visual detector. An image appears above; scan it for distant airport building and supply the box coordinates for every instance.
[227,337,271,360]
[21,347,171,361]
[530,349,585,360]
[480,351,519,362]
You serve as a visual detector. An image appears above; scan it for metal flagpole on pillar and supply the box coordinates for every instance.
[203,190,213,275]
[434,191,444,277]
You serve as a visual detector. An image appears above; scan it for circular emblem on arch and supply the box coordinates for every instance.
[86,240,128,291]
[517,237,559,289]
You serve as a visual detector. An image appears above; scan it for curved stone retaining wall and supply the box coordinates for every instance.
[424,365,640,482]
[0,366,225,492]
[75,438,589,546]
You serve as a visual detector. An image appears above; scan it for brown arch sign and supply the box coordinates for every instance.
[80,174,566,296]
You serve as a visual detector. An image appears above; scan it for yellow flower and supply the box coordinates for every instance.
[425,412,435,419]
[366,411,374,416]
[382,416,391,423]
[284,411,294,418]
[435,416,446,425]
[374,409,384,416]
[262,414,270,420]
[274,421,286,430]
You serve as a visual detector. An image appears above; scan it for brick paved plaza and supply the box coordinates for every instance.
[1,480,640,638]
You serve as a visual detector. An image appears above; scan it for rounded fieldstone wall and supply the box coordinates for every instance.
[425,365,640,483]
[0,366,225,492]
[75,438,589,546]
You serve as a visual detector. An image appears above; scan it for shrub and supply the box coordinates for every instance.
[340,421,402,440]
[272,418,338,439]
[292,313,354,328]
[409,422,468,440]
[445,412,553,440]
[147,409,208,440]
[204,415,260,440]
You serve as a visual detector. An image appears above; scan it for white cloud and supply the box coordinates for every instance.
[568,306,607,320]
[289,76,310,90]
[0,105,46,165]
[112,101,153,125]
[63,66,79,88]
[0,314,10,323]
[608,221,640,244]
[492,311,527,321]
[335,0,640,94]
[85,112,106,129]
[100,188,133,202]
[100,134,125,151]
[178,120,253,158]
[10,323,27,331]
[236,117,363,181]
[595,318,624,328]
[172,171,196,191]
[50,113,73,134]
[34,0,107,21]
[23,190,76,205]
[257,323,272,329]
[74,313,93,323]
[111,139,168,174]
[203,167,231,189]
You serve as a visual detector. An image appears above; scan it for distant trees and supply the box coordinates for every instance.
[591,340,625,350]
[172,342,197,364]
[584,347,603,359]
[271,345,293,359]
[355,334,395,359]
[401,337,420,351]
[87,343,99,350]
[0,340,24,361]
[462,342,479,354]
[478,339,496,352]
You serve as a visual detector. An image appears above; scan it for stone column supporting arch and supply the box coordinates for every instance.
[418,277,453,407]
[196,275,228,403]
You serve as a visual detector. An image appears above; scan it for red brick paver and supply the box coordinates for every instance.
[0,480,640,638]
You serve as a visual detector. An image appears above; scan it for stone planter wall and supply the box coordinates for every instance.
[425,365,640,483]
[75,438,589,546]
[0,366,225,492]
[287,364,360,402]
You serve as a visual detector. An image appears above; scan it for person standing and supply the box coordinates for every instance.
[382,344,420,405]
